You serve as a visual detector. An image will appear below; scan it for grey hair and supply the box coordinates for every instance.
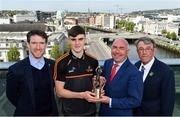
[135,37,156,48]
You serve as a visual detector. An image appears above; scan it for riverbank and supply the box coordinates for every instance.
[153,38,180,54]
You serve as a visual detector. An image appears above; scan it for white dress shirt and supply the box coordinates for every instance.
[139,57,155,82]
[109,58,127,108]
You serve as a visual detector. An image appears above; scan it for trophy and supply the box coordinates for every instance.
[92,66,105,99]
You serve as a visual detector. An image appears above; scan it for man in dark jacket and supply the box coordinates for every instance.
[134,37,175,116]
[6,30,59,116]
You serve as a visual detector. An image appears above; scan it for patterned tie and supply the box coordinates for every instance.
[109,64,118,82]
[141,65,145,76]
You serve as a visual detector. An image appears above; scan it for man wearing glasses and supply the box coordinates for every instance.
[54,26,99,116]
[133,37,175,116]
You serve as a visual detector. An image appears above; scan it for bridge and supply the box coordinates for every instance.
[85,32,150,60]
[86,32,180,57]
[85,26,117,33]
[86,33,111,60]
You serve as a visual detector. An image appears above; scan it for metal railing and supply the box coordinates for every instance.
[0,58,180,116]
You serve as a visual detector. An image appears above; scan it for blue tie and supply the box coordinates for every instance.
[141,65,145,76]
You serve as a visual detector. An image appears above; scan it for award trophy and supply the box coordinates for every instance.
[93,66,105,99]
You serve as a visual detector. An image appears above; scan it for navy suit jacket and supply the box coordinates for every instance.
[99,58,143,116]
[6,57,58,116]
[134,58,175,116]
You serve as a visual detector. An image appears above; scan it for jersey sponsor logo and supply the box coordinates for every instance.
[86,66,93,72]
[69,67,76,73]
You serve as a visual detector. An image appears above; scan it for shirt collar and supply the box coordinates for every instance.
[113,58,127,70]
[29,54,45,70]
[70,50,85,60]
[140,57,155,71]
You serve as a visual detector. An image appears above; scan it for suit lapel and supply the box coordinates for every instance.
[114,59,129,81]
[135,61,141,69]
[135,60,157,83]
[107,60,113,81]
[144,59,157,83]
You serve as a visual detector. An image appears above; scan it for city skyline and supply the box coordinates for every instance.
[0,0,180,13]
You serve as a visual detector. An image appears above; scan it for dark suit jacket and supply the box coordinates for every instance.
[99,58,143,116]
[6,57,58,116]
[134,58,175,116]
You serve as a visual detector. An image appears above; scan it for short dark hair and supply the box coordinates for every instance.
[68,25,85,37]
[135,37,156,48]
[26,30,48,43]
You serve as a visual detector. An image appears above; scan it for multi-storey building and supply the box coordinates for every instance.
[0,38,27,62]
[89,16,96,26]
[0,17,11,24]
[13,14,37,23]
[95,15,103,27]
[131,15,180,37]
[0,30,67,62]
[143,20,167,35]
[64,18,78,29]
[103,15,115,29]
[166,23,180,36]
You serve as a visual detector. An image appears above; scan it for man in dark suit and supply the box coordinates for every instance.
[98,38,143,116]
[134,37,175,116]
[6,30,58,116]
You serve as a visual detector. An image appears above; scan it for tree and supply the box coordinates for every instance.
[7,46,20,62]
[125,22,135,31]
[171,32,177,40]
[117,20,126,29]
[161,29,167,35]
[166,32,171,39]
[50,44,62,60]
[64,43,71,53]
[116,20,135,31]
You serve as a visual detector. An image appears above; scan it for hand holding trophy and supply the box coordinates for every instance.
[92,66,106,99]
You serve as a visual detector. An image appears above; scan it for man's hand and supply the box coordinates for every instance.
[97,95,110,104]
[81,91,98,103]
[100,76,106,89]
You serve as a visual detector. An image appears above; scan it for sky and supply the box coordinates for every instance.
[0,0,180,13]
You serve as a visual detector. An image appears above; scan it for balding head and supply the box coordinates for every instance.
[112,38,129,50]
[111,38,129,64]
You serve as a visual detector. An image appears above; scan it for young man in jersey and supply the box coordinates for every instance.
[54,25,99,116]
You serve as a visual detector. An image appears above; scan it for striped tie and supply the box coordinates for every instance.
[141,65,145,76]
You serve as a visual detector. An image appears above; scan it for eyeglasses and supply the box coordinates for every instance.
[138,48,153,52]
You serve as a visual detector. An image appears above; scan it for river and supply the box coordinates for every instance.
[128,44,180,61]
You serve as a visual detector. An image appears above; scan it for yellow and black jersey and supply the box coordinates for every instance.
[53,50,98,115]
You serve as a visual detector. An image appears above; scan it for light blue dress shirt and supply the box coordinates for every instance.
[29,55,45,70]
